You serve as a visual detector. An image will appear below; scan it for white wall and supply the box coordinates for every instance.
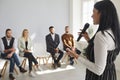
[0,0,69,49]
[112,0,120,19]
[112,0,120,74]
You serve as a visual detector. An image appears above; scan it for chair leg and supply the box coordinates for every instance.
[74,58,78,64]
[61,53,68,63]
[44,55,54,68]
[62,53,70,65]
[36,57,47,65]
[46,55,51,64]
[36,57,41,65]
[24,59,27,68]
[32,64,36,71]
[21,59,25,67]
[0,61,9,78]
[42,57,47,65]
[14,67,19,75]
[21,59,27,69]
[45,57,48,65]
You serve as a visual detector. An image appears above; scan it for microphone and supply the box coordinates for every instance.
[77,23,90,42]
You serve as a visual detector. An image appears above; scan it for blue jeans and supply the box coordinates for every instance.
[1,53,20,74]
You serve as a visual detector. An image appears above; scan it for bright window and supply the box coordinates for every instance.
[72,0,100,40]
[82,0,94,26]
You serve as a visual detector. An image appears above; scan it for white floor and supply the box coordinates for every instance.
[0,59,120,80]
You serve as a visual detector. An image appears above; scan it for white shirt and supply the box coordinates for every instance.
[51,33,55,41]
[0,37,17,53]
[78,29,116,76]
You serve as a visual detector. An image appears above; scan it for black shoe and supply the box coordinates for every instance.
[9,74,16,80]
[52,63,57,69]
[19,67,27,73]
[70,60,74,65]
[57,62,61,67]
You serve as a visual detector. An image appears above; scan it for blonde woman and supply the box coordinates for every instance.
[18,29,41,77]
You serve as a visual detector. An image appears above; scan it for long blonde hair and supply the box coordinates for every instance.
[22,29,29,38]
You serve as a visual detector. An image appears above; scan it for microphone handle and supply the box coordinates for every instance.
[77,34,82,41]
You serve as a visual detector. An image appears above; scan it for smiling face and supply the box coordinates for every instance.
[92,8,101,25]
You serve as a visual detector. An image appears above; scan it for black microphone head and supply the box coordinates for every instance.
[77,23,90,42]
[82,23,90,33]
[84,23,90,29]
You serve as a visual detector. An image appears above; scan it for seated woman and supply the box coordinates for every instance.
[18,29,42,77]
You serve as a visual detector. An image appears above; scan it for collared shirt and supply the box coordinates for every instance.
[0,37,17,53]
[51,33,55,41]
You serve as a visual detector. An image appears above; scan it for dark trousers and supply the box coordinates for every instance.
[49,50,64,64]
[75,48,81,55]
[1,53,21,74]
[24,52,38,71]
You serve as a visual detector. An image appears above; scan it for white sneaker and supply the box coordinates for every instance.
[29,71,36,77]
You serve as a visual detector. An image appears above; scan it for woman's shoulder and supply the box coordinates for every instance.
[28,37,32,41]
[18,37,23,41]
[95,30,109,43]
[95,31,105,40]
[96,31,102,36]
[96,29,114,38]
[95,30,115,50]
[95,29,115,48]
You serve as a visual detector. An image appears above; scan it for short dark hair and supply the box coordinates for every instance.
[49,26,54,30]
[65,26,69,29]
[6,29,12,34]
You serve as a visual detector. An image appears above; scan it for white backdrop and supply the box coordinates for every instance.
[0,0,69,50]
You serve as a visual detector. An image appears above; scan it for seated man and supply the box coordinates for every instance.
[62,26,81,65]
[0,29,27,80]
[46,26,64,69]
